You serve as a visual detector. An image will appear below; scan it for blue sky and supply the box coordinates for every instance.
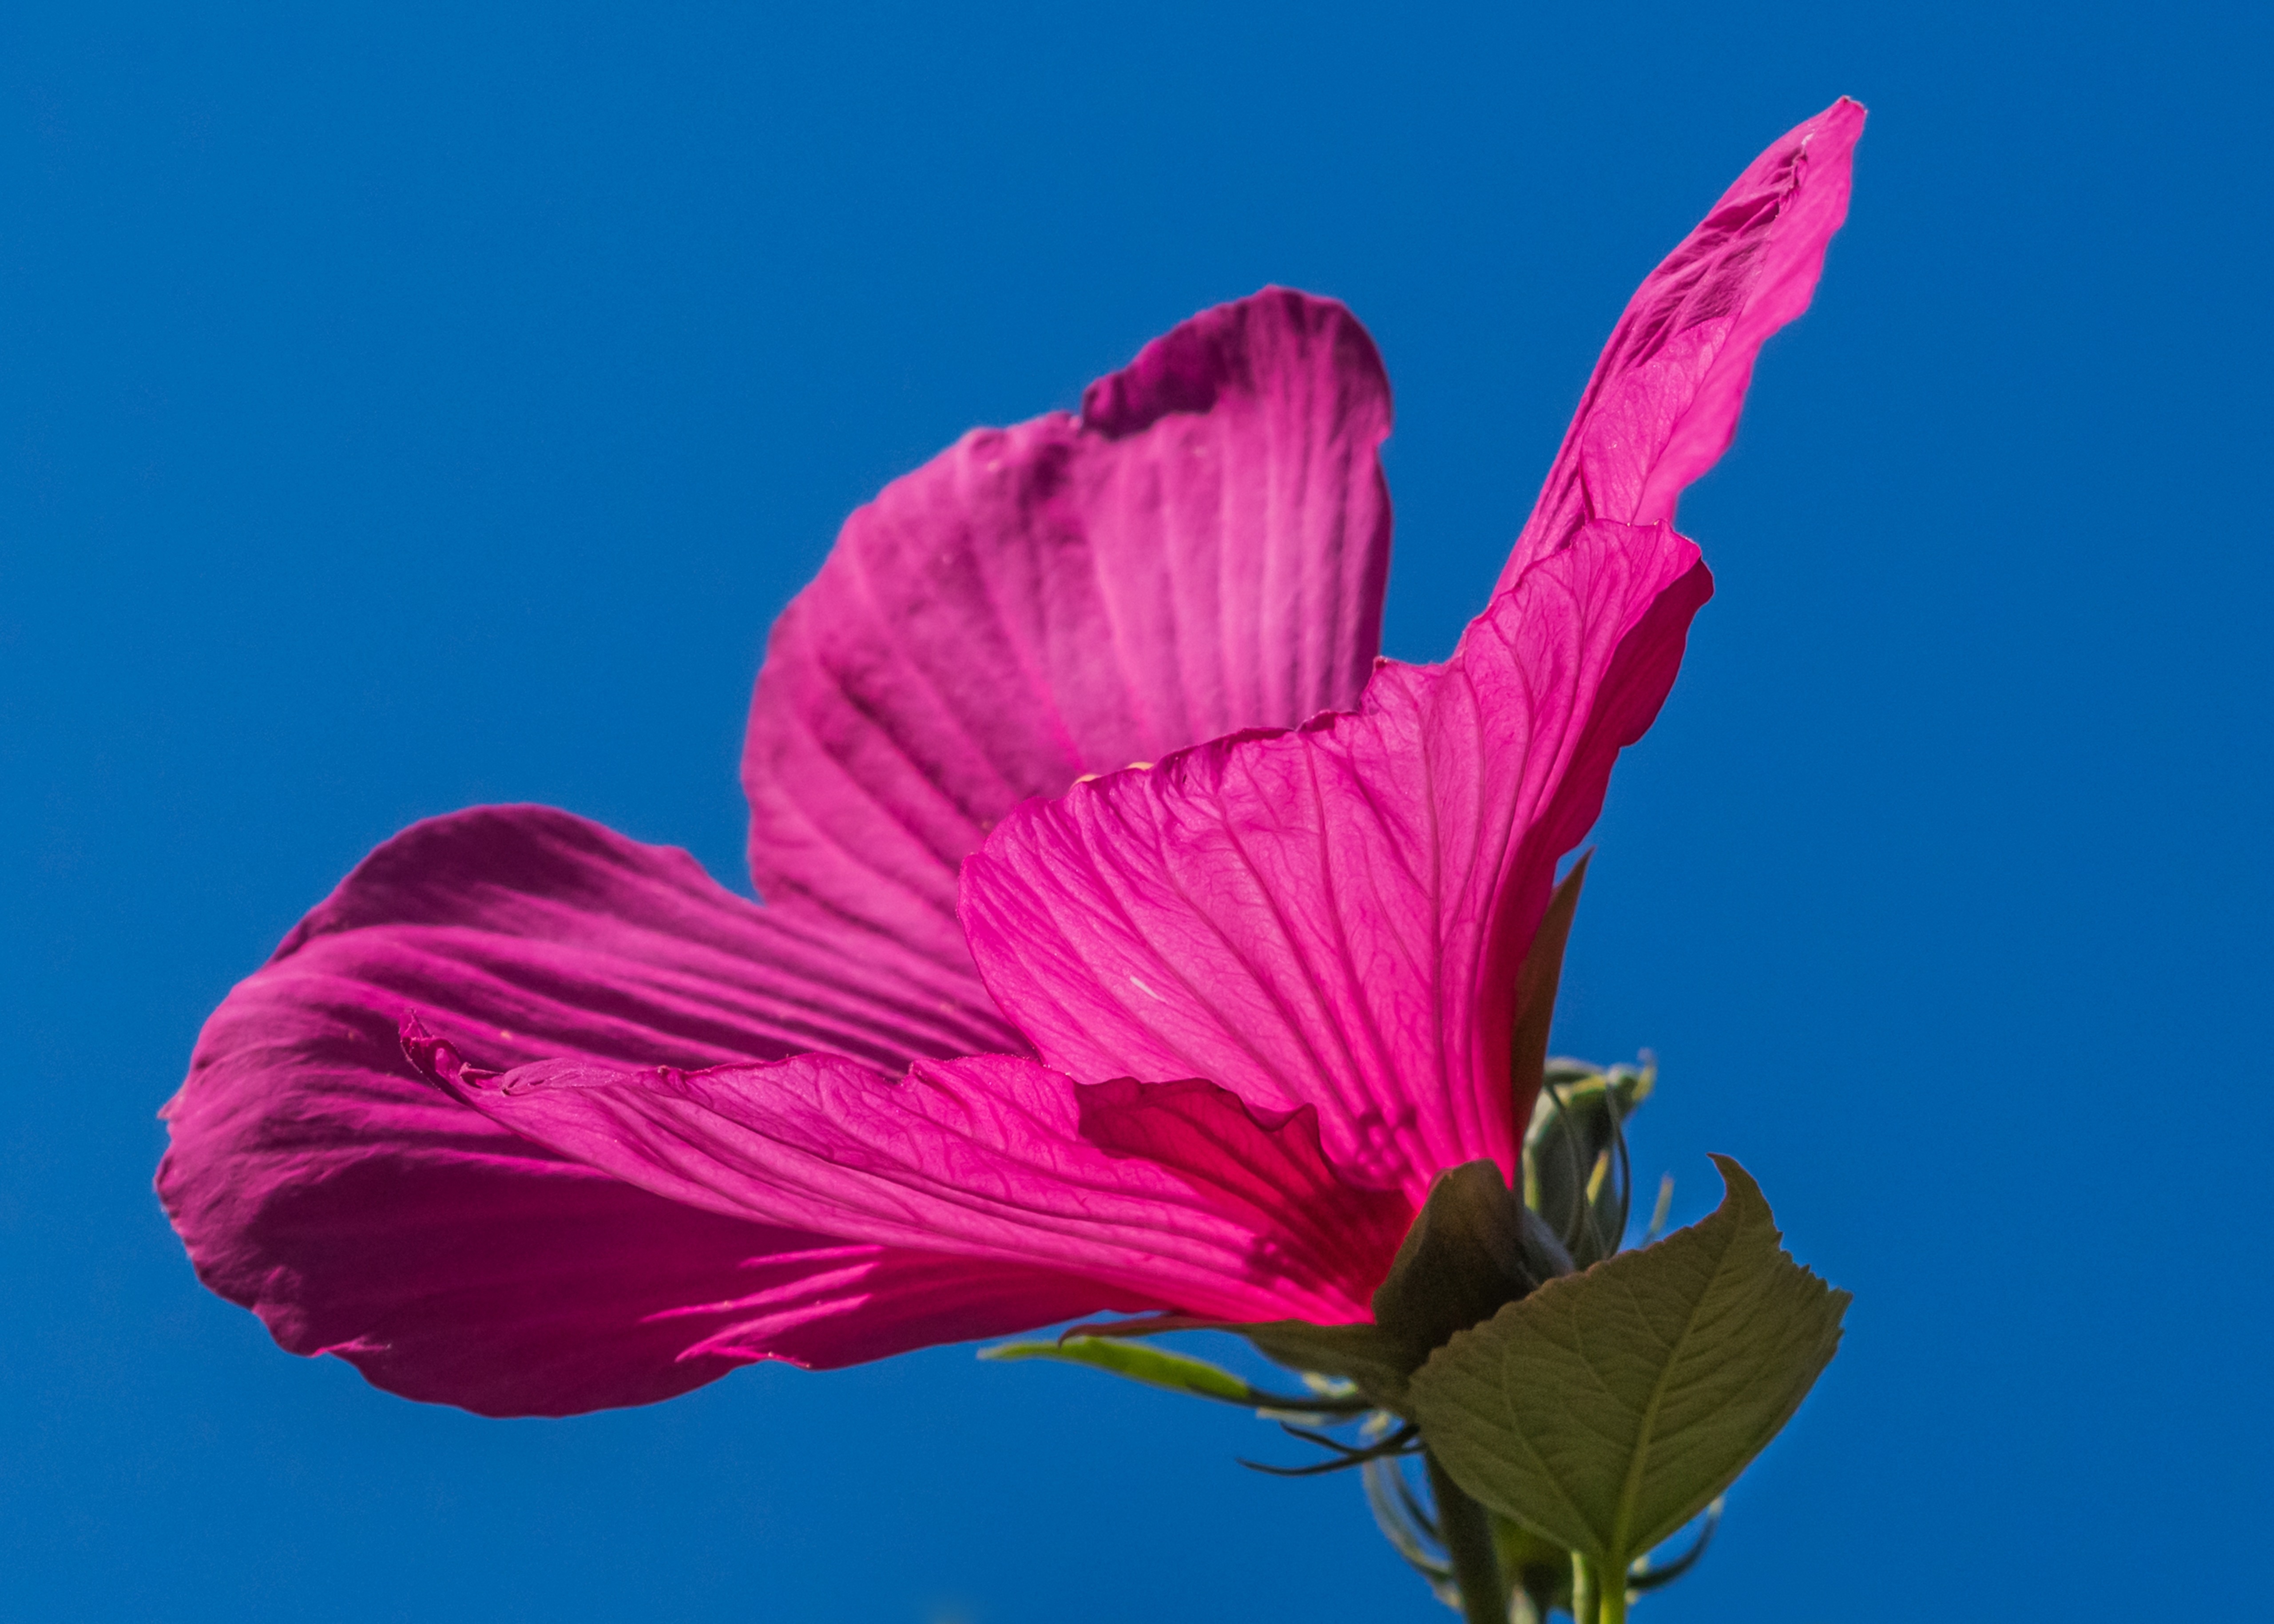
[3,4,2268,1620]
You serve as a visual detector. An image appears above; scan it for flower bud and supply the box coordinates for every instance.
[1522,1057,1654,1268]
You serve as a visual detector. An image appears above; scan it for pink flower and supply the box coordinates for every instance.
[159,100,1862,1418]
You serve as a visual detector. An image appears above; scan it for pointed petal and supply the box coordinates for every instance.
[741,289,1394,976]
[961,520,1711,1199]
[958,108,1857,1179]
[417,1037,1413,1326]
[156,804,1106,1417]
[1505,98,1864,590]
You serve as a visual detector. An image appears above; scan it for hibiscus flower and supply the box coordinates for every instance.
[159,99,1862,1421]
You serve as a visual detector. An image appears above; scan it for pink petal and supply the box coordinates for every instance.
[1504,97,1865,592]
[157,805,1117,1417]
[955,104,1864,1199]
[961,520,1711,1200]
[663,1244,1135,1371]
[415,1036,1413,1326]
[741,288,1394,980]
[163,104,1863,1414]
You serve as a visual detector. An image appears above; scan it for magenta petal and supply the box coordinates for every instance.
[420,1040,1412,1326]
[663,1244,1136,1370]
[741,289,1394,976]
[954,108,1856,1188]
[960,520,1712,1199]
[155,804,1110,1417]
[1504,98,1865,591]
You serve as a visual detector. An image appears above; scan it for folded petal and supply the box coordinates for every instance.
[417,1037,1413,1326]
[741,288,1394,975]
[961,521,1711,1200]
[156,804,1115,1417]
[1504,98,1864,590]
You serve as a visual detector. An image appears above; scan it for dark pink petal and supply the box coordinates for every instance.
[156,805,1121,1417]
[1504,98,1865,591]
[666,1244,1137,1370]
[417,1037,1412,1326]
[961,520,1711,1200]
[741,288,1393,980]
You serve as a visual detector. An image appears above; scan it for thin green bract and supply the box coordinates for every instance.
[1409,1156,1848,1572]
[979,1336,1259,1404]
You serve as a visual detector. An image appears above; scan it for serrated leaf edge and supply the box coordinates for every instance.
[1412,1155,1850,1566]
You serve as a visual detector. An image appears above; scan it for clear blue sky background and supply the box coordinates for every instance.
[3,4,2267,1620]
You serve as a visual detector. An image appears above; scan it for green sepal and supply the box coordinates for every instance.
[1369,1160,1569,1370]
[980,1335,1250,1401]
[1027,1312,1414,1410]
[977,1335,1366,1416]
[1245,1160,1572,1410]
[1508,856,1589,1122]
[1408,1156,1848,1576]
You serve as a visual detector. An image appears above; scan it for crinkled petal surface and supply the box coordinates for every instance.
[742,288,1393,978]
[961,520,1712,1200]
[414,1036,1412,1325]
[157,807,1127,1417]
[1504,98,1863,590]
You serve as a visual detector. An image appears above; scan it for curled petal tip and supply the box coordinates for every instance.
[1504,96,1866,588]
[399,1016,492,1099]
[1797,97,1866,168]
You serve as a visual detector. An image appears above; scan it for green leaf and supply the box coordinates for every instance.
[980,1336,1260,1404]
[1407,1156,1848,1573]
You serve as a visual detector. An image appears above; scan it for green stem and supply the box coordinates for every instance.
[1579,1554,1629,1624]
[1425,1451,1506,1624]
